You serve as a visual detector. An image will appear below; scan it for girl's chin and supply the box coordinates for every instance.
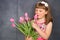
[37,16,42,19]
[37,16,44,19]
[37,17,42,19]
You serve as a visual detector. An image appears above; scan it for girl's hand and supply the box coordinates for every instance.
[32,22,39,29]
[25,36,32,40]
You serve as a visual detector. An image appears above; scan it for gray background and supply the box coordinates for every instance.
[0,0,60,40]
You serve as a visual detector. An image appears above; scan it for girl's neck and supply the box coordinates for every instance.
[37,17,45,23]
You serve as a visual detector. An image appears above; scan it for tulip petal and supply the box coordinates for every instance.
[34,14,38,20]
[19,16,25,23]
[10,18,14,23]
[11,23,16,27]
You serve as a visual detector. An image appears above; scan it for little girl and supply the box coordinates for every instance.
[27,1,53,40]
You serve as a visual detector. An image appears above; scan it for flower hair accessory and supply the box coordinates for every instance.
[38,1,48,7]
[41,1,48,7]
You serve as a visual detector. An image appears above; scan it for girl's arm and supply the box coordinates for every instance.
[32,22,52,39]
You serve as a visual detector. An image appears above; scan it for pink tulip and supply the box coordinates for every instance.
[24,12,29,21]
[19,16,25,23]
[34,14,38,24]
[11,23,16,27]
[10,18,14,23]
[34,14,38,20]
[25,17,29,21]
[24,12,28,17]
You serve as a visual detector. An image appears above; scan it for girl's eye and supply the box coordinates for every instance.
[39,10,42,12]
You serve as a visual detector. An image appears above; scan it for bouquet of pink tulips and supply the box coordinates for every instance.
[10,12,38,40]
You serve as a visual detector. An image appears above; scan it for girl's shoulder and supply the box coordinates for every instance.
[48,21,52,25]
[46,21,53,27]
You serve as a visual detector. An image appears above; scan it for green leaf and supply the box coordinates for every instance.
[16,24,26,35]
[15,23,28,36]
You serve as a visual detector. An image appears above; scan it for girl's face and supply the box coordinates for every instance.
[35,8,47,19]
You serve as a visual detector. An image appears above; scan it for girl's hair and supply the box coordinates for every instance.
[35,1,53,25]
